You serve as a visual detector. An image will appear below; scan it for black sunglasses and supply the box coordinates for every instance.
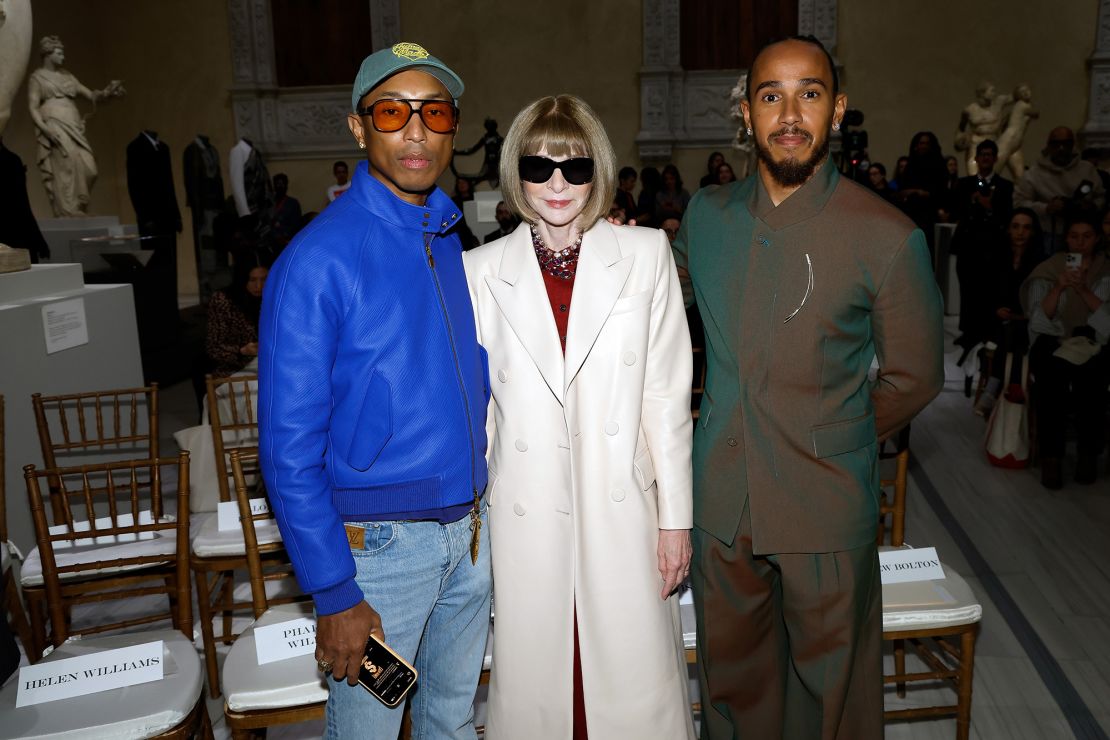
[518,156,595,185]
[356,98,459,134]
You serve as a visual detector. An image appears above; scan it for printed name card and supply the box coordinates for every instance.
[254,616,318,665]
[16,640,164,707]
[217,497,272,531]
[879,547,946,585]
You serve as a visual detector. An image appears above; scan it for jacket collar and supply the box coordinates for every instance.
[747,158,840,230]
[348,162,461,235]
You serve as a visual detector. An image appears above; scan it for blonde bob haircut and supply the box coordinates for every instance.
[499,94,617,229]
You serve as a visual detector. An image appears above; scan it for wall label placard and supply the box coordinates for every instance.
[42,297,89,354]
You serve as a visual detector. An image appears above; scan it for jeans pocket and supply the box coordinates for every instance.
[350,522,397,557]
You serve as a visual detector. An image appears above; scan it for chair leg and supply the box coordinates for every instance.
[219,572,235,645]
[894,637,907,698]
[956,629,977,740]
[194,568,222,698]
[4,572,36,663]
[25,589,47,660]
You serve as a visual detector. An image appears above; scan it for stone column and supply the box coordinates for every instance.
[1082,0,1110,149]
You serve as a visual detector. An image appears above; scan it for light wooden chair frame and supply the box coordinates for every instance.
[223,449,323,739]
[878,428,979,740]
[1,395,36,662]
[22,453,193,654]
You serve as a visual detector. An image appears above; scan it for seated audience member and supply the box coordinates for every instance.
[1021,213,1110,487]
[614,166,638,218]
[867,162,895,201]
[655,164,691,222]
[952,140,1014,354]
[206,251,270,377]
[636,166,662,227]
[484,200,519,243]
[888,156,909,191]
[326,160,351,202]
[1016,127,1106,254]
[699,151,725,188]
[974,208,1042,416]
[716,162,737,185]
[269,173,302,252]
[660,216,681,243]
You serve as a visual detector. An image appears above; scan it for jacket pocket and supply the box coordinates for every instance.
[633,448,656,491]
[610,289,653,315]
[810,413,875,459]
[346,370,393,471]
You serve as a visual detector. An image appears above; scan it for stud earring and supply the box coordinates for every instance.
[746,128,752,136]
[359,141,366,149]
[832,123,841,131]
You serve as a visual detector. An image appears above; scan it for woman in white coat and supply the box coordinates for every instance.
[463,94,695,739]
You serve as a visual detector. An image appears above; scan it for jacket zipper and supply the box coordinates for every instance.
[423,234,479,502]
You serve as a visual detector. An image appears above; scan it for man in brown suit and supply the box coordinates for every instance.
[672,36,944,739]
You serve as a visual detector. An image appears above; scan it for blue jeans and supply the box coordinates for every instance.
[324,503,491,739]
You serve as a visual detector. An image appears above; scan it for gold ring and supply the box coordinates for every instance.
[317,658,332,673]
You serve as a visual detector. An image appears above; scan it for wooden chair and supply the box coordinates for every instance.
[878,431,982,740]
[221,449,324,739]
[1,395,35,662]
[3,452,211,738]
[192,373,286,697]
[31,385,159,522]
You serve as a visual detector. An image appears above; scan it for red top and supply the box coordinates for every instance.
[541,268,575,354]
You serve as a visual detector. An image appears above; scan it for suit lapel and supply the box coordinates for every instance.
[564,222,634,390]
[485,224,566,403]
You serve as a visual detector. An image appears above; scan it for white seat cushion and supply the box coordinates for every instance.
[190,511,283,558]
[223,602,328,711]
[0,629,202,739]
[19,532,177,588]
[882,561,982,631]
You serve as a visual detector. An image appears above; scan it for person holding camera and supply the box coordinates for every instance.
[1016,126,1105,254]
[952,139,1014,354]
[1021,212,1110,488]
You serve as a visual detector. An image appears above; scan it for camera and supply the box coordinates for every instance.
[839,109,869,182]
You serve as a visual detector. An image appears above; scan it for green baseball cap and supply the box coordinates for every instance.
[351,42,464,112]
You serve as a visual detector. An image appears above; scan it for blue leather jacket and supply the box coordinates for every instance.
[258,164,489,615]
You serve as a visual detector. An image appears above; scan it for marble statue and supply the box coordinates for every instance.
[996,84,1039,181]
[27,36,125,216]
[955,82,1012,175]
[0,0,33,137]
[729,73,756,180]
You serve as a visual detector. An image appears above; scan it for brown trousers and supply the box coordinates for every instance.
[692,505,882,740]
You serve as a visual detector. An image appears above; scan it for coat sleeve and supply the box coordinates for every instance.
[258,238,363,616]
[670,201,696,309]
[640,229,694,529]
[871,229,945,441]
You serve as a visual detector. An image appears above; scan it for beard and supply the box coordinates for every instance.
[754,127,830,188]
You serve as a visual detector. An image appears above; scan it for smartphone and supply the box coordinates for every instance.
[357,635,418,708]
[1066,252,1083,270]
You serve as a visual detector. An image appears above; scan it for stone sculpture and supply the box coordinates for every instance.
[996,84,1039,180]
[27,36,125,216]
[0,0,33,137]
[955,81,1011,175]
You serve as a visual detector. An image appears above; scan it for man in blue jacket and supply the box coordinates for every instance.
[258,43,491,739]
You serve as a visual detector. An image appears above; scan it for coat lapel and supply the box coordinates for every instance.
[564,222,634,390]
[485,224,566,403]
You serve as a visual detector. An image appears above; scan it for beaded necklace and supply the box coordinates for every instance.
[531,225,583,280]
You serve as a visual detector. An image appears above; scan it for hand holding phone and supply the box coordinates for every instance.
[357,634,418,707]
[1066,252,1083,270]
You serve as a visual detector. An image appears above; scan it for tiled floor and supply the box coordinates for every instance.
[5,317,1109,738]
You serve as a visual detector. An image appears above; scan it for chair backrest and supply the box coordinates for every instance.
[229,449,301,619]
[23,453,192,645]
[32,385,160,520]
[206,374,259,503]
[877,425,911,547]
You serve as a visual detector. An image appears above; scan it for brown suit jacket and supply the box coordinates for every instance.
[673,163,944,553]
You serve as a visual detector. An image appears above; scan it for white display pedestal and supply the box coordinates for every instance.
[0,264,144,556]
[38,216,140,267]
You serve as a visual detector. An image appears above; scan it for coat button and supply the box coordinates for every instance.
[604,421,619,436]
[611,489,626,502]
[497,369,508,383]
[623,351,636,365]
[515,439,528,452]
[727,437,738,447]
[513,502,526,516]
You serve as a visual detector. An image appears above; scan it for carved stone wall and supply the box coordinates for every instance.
[227,0,400,159]
[1082,0,1110,148]
[637,0,838,160]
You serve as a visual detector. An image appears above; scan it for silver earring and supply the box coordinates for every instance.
[746,128,752,136]
[833,123,841,131]
[359,141,366,149]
